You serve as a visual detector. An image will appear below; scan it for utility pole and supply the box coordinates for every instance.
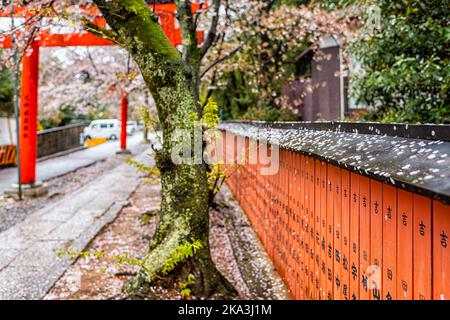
[10,1,22,200]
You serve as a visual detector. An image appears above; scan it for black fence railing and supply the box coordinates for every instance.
[218,121,450,204]
[37,121,89,158]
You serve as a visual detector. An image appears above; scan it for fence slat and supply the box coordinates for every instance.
[308,157,316,299]
[314,159,322,300]
[382,184,397,300]
[303,156,310,298]
[359,176,371,300]
[332,165,342,300]
[349,173,360,300]
[370,180,383,300]
[293,153,300,299]
[413,195,432,300]
[432,200,450,300]
[341,170,351,300]
[397,189,413,299]
[319,161,328,300]
[326,163,334,300]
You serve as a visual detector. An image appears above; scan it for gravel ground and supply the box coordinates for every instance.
[211,186,291,300]
[44,179,290,300]
[44,180,160,300]
[0,144,148,234]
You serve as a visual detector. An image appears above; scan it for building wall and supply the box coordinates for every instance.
[0,117,16,146]
[282,43,350,122]
[311,45,342,121]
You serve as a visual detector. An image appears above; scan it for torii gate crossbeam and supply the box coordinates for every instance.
[0,3,204,187]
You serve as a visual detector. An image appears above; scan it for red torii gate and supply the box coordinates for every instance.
[1,3,204,187]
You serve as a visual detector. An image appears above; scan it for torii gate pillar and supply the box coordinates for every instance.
[5,39,48,198]
[117,91,131,155]
[19,40,39,186]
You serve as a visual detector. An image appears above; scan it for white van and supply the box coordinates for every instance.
[83,119,121,140]
[126,121,138,135]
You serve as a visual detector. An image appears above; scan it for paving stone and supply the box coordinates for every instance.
[0,249,20,270]
[9,240,71,268]
[0,220,59,250]
[0,264,68,300]
[47,209,98,241]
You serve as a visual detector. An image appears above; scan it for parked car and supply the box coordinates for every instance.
[126,121,138,135]
[83,119,121,141]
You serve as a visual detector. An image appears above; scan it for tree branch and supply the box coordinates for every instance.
[200,42,244,79]
[200,0,221,59]
[82,19,125,46]
[200,68,217,108]
[176,0,199,59]
[86,48,100,76]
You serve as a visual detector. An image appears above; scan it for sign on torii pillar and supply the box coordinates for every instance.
[0,3,204,189]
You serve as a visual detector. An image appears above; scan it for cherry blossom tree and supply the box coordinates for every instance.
[200,0,359,119]
[0,0,360,298]
[38,47,152,125]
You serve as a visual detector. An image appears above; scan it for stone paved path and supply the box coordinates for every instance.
[0,152,152,299]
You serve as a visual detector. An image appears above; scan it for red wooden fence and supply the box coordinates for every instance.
[0,145,17,167]
[221,131,450,300]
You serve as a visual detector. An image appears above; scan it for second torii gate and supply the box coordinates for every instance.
[1,3,204,187]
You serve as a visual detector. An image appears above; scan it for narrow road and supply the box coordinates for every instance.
[0,133,143,194]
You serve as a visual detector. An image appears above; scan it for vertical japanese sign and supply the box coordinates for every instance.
[332,165,342,300]
[370,181,383,300]
[349,173,360,300]
[433,200,450,300]
[359,176,371,300]
[397,190,413,300]
[341,170,350,300]
[320,161,328,300]
[315,159,322,300]
[326,163,334,299]
[382,185,397,300]
[413,195,432,300]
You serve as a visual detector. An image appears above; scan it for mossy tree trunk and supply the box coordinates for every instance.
[92,0,235,297]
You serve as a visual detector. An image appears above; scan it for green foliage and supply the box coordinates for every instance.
[208,1,316,121]
[211,70,296,121]
[207,163,227,195]
[39,104,102,129]
[111,252,143,270]
[125,158,160,184]
[60,248,145,272]
[349,0,450,123]
[60,239,203,298]
[58,105,78,126]
[201,97,220,129]
[178,273,196,300]
[39,117,59,130]
[0,62,14,117]
[60,249,107,260]
[125,158,156,173]
[180,287,191,299]
[140,105,160,131]
[161,239,203,276]
[241,105,298,121]
[269,0,310,8]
